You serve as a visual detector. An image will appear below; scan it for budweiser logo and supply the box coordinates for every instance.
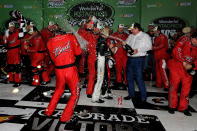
[53,41,70,58]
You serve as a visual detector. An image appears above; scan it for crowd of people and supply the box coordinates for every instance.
[0,10,197,122]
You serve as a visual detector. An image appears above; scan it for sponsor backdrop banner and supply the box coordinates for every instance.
[0,0,196,32]
[43,0,140,31]
[141,0,197,31]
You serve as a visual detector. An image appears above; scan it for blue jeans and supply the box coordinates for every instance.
[126,57,147,101]
[144,53,156,79]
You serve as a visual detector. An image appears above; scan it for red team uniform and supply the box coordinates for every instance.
[26,33,46,86]
[168,35,197,112]
[3,30,21,84]
[45,33,82,122]
[21,33,31,56]
[40,28,55,83]
[110,32,128,85]
[78,27,99,96]
[153,33,170,89]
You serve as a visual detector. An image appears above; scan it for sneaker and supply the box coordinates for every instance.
[163,88,168,91]
[13,83,21,87]
[87,95,92,98]
[124,96,132,100]
[168,108,176,114]
[92,99,105,103]
[40,81,50,86]
[182,109,192,116]
[103,95,113,99]
[141,100,147,104]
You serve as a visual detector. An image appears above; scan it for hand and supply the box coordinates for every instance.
[24,45,28,50]
[183,62,193,70]
[2,36,6,41]
[121,41,126,46]
[109,43,114,49]
[133,49,138,54]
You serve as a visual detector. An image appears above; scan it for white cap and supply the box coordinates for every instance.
[9,22,15,27]
[29,21,34,26]
[118,24,124,28]
[153,26,158,32]
[96,21,104,30]
[128,23,135,30]
[48,21,55,26]
[149,23,155,26]
[91,16,97,23]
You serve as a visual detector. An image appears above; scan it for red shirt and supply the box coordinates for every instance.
[153,33,169,60]
[172,35,197,70]
[40,28,54,44]
[47,33,82,66]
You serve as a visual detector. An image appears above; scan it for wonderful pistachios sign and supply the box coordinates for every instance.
[67,2,115,26]
[153,16,186,37]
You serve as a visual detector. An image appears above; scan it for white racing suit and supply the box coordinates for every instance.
[92,36,110,102]
[92,53,105,102]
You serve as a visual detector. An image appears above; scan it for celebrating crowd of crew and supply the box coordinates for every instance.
[0,10,197,122]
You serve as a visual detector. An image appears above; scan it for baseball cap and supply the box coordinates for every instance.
[96,21,104,30]
[8,22,15,27]
[48,21,55,26]
[152,26,161,32]
[118,24,124,28]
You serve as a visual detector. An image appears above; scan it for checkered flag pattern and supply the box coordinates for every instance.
[104,18,114,27]
[9,10,28,38]
[18,15,28,38]
[67,18,78,26]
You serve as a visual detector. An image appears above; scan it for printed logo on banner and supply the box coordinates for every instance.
[48,0,65,8]
[177,2,192,7]
[0,5,14,8]
[147,3,163,8]
[152,17,186,38]
[67,2,115,27]
[23,5,33,9]
[118,0,137,6]
[21,107,165,131]
[49,14,64,19]
[0,107,36,124]
[120,14,134,18]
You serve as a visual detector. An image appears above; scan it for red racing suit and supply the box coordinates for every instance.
[108,32,128,85]
[21,33,31,56]
[45,33,81,122]
[167,35,197,111]
[152,33,170,88]
[78,49,86,74]
[78,27,99,95]
[26,34,46,86]
[40,28,55,83]
[3,30,21,83]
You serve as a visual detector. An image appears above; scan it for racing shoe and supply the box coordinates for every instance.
[168,107,176,114]
[181,109,192,116]
[101,93,113,100]
[40,81,50,86]
[92,99,105,103]
[13,83,21,87]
